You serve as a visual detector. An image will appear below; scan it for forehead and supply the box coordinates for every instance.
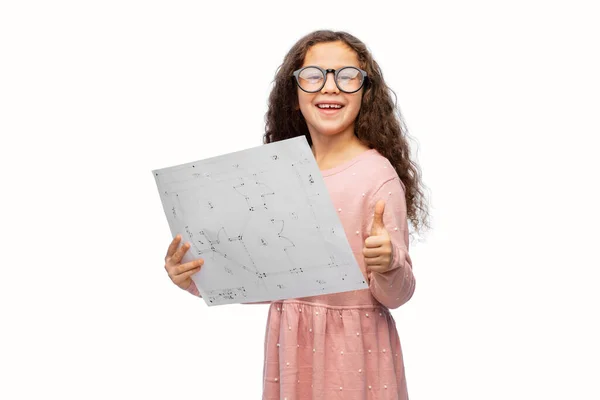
[302,41,360,68]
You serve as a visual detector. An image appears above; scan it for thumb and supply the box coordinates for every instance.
[370,200,386,236]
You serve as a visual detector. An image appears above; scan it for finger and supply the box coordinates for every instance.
[165,234,182,260]
[370,200,386,236]
[364,236,387,248]
[171,241,191,265]
[364,255,385,266]
[362,247,382,258]
[172,266,202,284]
[366,263,388,273]
[174,259,204,276]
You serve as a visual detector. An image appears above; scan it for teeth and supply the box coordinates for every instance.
[317,104,342,109]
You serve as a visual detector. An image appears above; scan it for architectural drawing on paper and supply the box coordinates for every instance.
[153,136,367,306]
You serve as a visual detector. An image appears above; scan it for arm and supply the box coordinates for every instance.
[365,178,416,309]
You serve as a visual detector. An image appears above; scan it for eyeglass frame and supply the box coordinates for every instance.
[292,66,368,94]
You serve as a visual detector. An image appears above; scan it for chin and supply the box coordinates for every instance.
[308,121,351,136]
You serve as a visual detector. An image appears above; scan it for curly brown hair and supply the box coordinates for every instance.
[263,30,430,236]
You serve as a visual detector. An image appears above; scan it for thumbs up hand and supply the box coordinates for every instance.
[363,199,393,273]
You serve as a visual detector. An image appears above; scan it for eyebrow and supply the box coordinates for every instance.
[302,64,361,69]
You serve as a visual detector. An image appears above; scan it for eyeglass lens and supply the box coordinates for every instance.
[297,67,364,93]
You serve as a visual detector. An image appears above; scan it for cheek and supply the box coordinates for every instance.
[348,97,363,118]
[297,92,314,116]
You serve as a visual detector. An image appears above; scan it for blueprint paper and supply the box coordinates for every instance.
[152,136,368,306]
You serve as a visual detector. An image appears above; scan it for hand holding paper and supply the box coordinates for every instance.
[164,234,204,291]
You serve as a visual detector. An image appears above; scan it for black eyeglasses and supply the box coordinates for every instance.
[292,66,368,94]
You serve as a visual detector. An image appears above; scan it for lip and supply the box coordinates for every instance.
[315,101,344,107]
[314,101,344,115]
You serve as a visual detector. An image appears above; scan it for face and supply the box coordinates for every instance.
[297,41,363,141]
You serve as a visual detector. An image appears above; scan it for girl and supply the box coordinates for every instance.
[164,30,429,400]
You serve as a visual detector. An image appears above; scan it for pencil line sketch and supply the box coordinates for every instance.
[153,136,367,306]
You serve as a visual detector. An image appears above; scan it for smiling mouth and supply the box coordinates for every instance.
[316,104,343,109]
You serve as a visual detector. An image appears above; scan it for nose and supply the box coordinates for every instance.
[321,71,339,94]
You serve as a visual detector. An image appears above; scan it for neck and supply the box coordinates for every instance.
[309,129,370,170]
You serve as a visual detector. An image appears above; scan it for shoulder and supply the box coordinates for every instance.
[324,148,405,209]
[352,151,408,231]
[349,149,405,194]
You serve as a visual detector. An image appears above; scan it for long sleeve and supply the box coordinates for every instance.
[364,177,416,309]
[186,281,200,297]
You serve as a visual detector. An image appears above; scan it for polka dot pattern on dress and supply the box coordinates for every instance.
[261,150,413,398]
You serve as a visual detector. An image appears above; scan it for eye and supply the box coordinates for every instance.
[305,74,322,81]
[339,69,360,80]
[299,67,323,82]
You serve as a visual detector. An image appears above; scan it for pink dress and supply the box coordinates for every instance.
[188,149,415,399]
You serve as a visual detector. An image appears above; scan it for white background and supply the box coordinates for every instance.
[1,1,599,399]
